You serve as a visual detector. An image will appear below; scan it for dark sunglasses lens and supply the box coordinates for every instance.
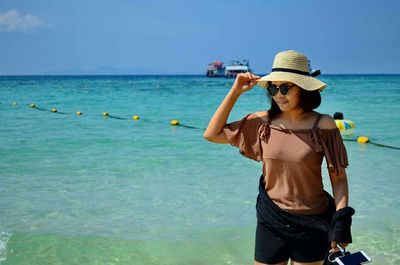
[267,85,278,96]
[280,84,290,95]
[267,84,291,96]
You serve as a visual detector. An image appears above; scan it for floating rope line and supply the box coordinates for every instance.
[108,115,127,120]
[168,119,204,130]
[366,140,400,150]
[3,101,398,148]
[27,104,47,111]
[343,138,400,150]
[101,112,127,120]
[26,104,70,114]
[52,109,70,115]
[177,124,205,130]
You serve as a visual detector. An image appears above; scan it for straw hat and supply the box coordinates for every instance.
[256,50,327,91]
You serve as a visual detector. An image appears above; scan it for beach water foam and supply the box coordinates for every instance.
[0,231,11,262]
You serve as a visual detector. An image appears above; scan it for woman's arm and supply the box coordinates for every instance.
[329,168,349,211]
[320,115,350,210]
[203,73,260,143]
[329,167,351,250]
[319,114,352,250]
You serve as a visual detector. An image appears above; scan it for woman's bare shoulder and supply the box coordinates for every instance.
[253,111,269,122]
[318,113,337,129]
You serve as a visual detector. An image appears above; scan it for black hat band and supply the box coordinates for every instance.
[272,68,321,77]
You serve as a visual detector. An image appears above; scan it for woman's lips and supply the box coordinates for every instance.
[276,100,288,104]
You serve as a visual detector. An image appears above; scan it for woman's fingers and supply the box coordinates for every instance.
[246,72,260,80]
[330,241,337,251]
[239,72,260,80]
[233,73,261,93]
[340,243,349,249]
[330,241,350,253]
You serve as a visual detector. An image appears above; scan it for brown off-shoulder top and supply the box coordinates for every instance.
[223,113,348,215]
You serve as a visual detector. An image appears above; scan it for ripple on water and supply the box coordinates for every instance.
[0,231,11,262]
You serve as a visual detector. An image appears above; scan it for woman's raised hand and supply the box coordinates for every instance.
[232,72,261,94]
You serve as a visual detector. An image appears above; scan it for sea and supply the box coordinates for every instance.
[0,75,399,264]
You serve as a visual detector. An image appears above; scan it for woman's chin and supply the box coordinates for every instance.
[278,105,290,111]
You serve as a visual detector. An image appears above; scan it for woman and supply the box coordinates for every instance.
[203,50,354,265]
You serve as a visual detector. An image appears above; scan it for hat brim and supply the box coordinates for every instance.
[256,72,327,91]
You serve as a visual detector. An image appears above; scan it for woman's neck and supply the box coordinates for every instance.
[279,108,311,122]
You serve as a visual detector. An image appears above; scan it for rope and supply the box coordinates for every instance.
[368,141,400,150]
[176,124,205,130]
[33,106,48,111]
[343,138,400,150]
[2,102,400,149]
[108,115,127,120]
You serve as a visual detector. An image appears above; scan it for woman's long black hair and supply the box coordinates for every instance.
[266,82,321,120]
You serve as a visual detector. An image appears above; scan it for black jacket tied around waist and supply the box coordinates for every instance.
[256,174,354,242]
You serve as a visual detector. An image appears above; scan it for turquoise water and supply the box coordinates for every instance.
[0,75,399,264]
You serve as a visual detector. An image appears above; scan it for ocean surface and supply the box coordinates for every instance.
[0,75,399,264]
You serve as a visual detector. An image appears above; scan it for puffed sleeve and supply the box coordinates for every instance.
[222,113,264,162]
[320,128,349,175]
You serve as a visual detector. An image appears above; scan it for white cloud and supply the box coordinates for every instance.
[0,10,49,32]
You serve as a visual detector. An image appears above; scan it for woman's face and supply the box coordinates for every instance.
[270,81,301,112]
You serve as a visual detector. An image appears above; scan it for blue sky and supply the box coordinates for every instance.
[0,0,399,75]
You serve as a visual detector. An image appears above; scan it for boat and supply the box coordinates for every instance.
[206,60,252,78]
[224,60,252,77]
[206,61,225,77]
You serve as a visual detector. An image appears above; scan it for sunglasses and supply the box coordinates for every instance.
[267,83,296,96]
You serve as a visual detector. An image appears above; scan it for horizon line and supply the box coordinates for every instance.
[1,73,400,77]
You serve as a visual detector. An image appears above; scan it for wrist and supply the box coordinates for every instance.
[229,86,242,97]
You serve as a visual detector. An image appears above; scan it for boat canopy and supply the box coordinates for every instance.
[225,65,249,71]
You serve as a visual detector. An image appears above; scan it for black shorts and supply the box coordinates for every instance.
[255,221,329,264]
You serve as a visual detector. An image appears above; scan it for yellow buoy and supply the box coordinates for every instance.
[30,103,36,108]
[76,111,83,116]
[357,136,369,144]
[132,115,140,120]
[51,108,58,112]
[102,112,109,117]
[170,120,180,125]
